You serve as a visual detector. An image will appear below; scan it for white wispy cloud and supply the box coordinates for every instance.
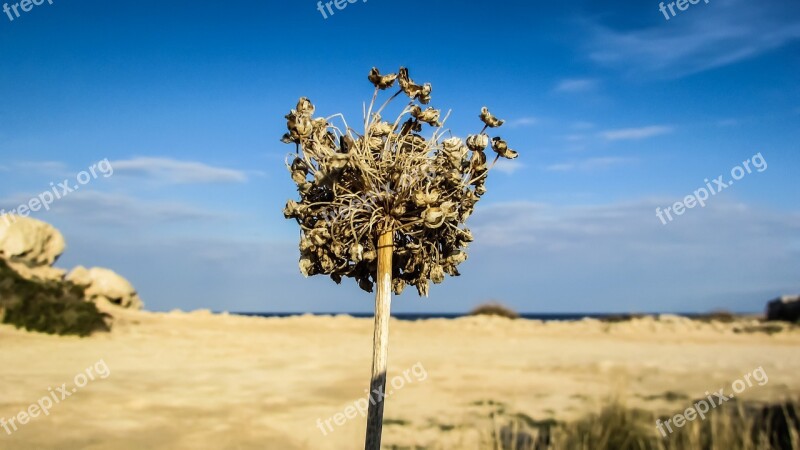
[507,117,539,128]
[572,121,596,130]
[585,0,800,77]
[14,161,69,173]
[111,157,248,184]
[564,134,586,142]
[0,191,224,226]
[493,159,525,175]
[600,125,673,141]
[545,156,633,172]
[554,78,598,93]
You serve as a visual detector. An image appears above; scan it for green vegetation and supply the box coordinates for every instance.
[0,259,109,336]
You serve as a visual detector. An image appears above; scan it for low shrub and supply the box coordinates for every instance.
[0,259,110,336]
[469,302,520,319]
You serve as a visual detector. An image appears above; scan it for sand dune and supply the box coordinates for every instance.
[1,310,798,449]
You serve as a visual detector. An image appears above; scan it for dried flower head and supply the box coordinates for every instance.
[480,107,505,128]
[368,68,397,90]
[398,67,432,104]
[281,67,519,296]
[491,137,519,160]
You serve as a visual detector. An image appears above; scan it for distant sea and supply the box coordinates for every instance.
[233,312,702,321]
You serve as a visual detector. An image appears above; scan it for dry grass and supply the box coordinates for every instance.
[474,398,800,450]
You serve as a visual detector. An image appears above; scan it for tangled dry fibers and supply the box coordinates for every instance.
[282,66,518,297]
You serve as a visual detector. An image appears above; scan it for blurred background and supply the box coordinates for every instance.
[0,0,798,314]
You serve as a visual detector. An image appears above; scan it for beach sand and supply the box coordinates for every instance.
[1,309,798,449]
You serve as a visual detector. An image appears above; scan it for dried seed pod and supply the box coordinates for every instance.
[392,278,405,295]
[294,115,313,138]
[430,264,445,284]
[422,207,446,229]
[327,153,350,170]
[283,200,304,219]
[410,105,441,127]
[398,67,432,104]
[391,203,407,217]
[358,277,374,293]
[350,243,364,262]
[415,279,429,297]
[466,134,489,152]
[296,97,315,116]
[442,137,463,152]
[471,149,487,170]
[413,189,440,207]
[480,107,505,128]
[361,136,383,151]
[299,256,315,277]
[446,250,468,265]
[370,119,394,137]
[299,237,314,252]
[363,250,377,262]
[291,169,307,185]
[307,227,330,246]
[281,132,297,144]
[399,118,423,135]
[368,67,398,90]
[491,137,519,160]
[340,135,356,153]
[445,169,463,186]
[418,84,432,105]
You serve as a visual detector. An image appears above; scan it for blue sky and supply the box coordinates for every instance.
[1,0,798,313]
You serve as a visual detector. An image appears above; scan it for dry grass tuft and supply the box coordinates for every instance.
[475,398,800,450]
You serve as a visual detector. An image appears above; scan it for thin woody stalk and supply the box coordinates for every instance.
[280,66,520,450]
[364,227,393,450]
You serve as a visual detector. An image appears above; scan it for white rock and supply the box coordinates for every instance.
[0,216,66,281]
[66,266,144,310]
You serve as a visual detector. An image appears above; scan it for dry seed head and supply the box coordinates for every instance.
[281,66,520,296]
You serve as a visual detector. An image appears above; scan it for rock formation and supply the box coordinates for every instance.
[766,295,800,322]
[0,215,66,282]
[67,266,144,310]
[0,215,143,310]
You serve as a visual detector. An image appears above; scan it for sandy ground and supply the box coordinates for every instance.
[1,309,799,450]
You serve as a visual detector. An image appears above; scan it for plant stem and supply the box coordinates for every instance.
[364,228,393,450]
[365,87,379,133]
[374,89,403,118]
